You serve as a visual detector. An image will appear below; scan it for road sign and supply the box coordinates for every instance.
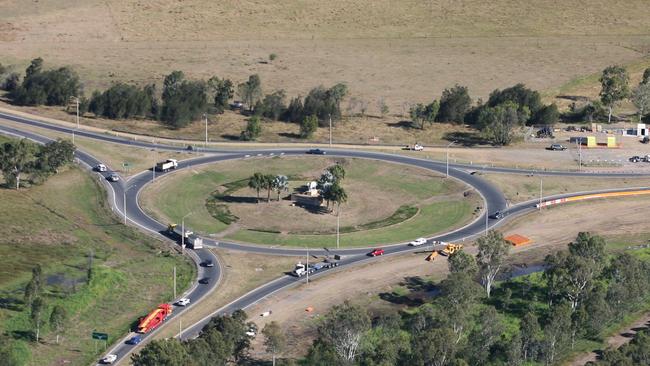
[92,332,108,340]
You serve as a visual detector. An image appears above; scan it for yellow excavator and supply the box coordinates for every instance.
[425,250,438,262]
[440,243,463,256]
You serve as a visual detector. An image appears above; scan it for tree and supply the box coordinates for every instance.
[359,319,410,366]
[476,230,510,297]
[240,116,262,141]
[25,58,43,79]
[248,173,265,202]
[377,97,389,118]
[520,312,542,362]
[532,103,560,126]
[643,67,650,85]
[160,71,207,129]
[599,65,630,123]
[328,183,348,214]
[0,334,24,366]
[542,303,572,365]
[49,305,67,344]
[478,102,521,146]
[327,164,346,181]
[448,250,478,275]
[30,297,45,342]
[300,114,318,139]
[200,310,255,362]
[132,338,192,366]
[318,301,370,363]
[409,101,439,129]
[632,82,650,122]
[237,74,263,111]
[23,264,43,308]
[437,272,481,343]
[3,73,20,92]
[36,139,75,174]
[262,321,286,366]
[488,84,543,124]
[257,90,287,120]
[0,138,37,189]
[272,175,289,200]
[304,338,340,366]
[262,174,275,202]
[467,306,504,364]
[13,63,81,106]
[208,76,234,114]
[411,326,458,366]
[437,85,472,123]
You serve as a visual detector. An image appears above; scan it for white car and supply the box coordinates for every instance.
[176,298,190,306]
[413,144,424,151]
[409,238,427,246]
[95,164,107,172]
[101,354,117,364]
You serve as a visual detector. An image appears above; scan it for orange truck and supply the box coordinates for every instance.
[137,304,173,333]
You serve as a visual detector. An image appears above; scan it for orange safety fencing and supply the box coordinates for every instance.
[536,189,650,208]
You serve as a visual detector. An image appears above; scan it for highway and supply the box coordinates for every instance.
[1,111,650,364]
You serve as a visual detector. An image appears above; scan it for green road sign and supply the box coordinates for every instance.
[92,332,108,340]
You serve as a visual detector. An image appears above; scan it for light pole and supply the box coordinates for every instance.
[539,177,543,210]
[306,244,310,284]
[336,207,340,249]
[203,113,208,148]
[173,266,176,298]
[181,212,193,251]
[71,96,80,129]
[446,141,456,178]
[485,210,488,235]
[329,115,333,147]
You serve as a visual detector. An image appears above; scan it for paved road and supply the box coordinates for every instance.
[2,112,650,363]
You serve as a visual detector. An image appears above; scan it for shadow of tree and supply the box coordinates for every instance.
[443,131,490,147]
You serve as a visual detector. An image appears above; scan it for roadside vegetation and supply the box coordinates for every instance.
[0,155,194,365]
[131,231,650,365]
[4,59,649,147]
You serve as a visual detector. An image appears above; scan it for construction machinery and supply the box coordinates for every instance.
[137,304,172,333]
[425,250,438,262]
[440,243,463,256]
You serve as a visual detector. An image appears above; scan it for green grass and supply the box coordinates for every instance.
[227,200,474,247]
[0,167,194,366]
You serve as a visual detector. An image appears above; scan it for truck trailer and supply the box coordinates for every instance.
[137,303,172,333]
[156,159,178,172]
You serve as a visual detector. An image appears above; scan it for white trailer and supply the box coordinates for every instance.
[156,159,178,172]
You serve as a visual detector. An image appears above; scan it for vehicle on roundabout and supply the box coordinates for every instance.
[175,298,191,306]
[95,163,107,172]
[107,174,120,182]
[126,335,142,345]
[306,148,326,155]
[369,248,385,257]
[409,238,427,246]
[100,354,117,364]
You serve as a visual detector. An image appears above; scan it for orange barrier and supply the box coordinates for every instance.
[537,189,650,208]
[505,234,532,247]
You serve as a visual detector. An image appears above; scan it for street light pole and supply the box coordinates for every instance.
[329,115,332,147]
[485,210,488,235]
[204,113,208,148]
[173,266,176,298]
[446,141,456,178]
[539,177,543,210]
[123,190,127,225]
[306,244,310,284]
[336,208,340,249]
[76,97,80,129]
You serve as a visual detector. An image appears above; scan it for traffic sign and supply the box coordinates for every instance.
[92,332,108,340]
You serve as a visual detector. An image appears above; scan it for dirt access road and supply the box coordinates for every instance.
[245,196,650,360]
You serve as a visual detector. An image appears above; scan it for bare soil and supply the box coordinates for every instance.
[246,195,650,360]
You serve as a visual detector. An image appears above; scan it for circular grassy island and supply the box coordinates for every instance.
[140,157,482,247]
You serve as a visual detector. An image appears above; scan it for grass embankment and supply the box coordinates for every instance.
[141,157,479,247]
[0,168,194,366]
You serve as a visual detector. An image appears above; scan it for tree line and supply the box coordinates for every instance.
[130,231,650,365]
[0,137,75,189]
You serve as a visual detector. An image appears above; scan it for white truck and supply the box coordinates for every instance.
[291,256,341,277]
[156,159,178,172]
[182,230,203,249]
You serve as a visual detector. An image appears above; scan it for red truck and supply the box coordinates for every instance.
[137,304,173,333]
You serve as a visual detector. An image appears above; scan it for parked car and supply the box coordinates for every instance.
[95,163,107,172]
[199,277,210,284]
[307,148,326,155]
[630,156,642,163]
[546,144,567,151]
[126,335,142,345]
[642,136,649,144]
[101,354,118,364]
[369,248,385,257]
[201,260,214,267]
[175,298,190,306]
[230,101,244,109]
[409,238,427,246]
[107,174,120,182]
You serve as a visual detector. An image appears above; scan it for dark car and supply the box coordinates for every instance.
[630,156,642,163]
[307,148,326,155]
[201,260,214,267]
[642,136,649,144]
[199,277,210,284]
[546,144,567,151]
[126,335,142,345]
[490,211,505,219]
[107,174,120,182]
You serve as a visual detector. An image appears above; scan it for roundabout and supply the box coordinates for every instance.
[140,156,482,247]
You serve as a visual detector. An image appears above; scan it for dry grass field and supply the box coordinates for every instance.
[1,0,649,114]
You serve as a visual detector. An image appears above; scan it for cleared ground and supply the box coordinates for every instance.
[1,1,650,146]
[245,195,650,360]
[0,167,194,366]
[140,156,479,246]
[482,173,650,204]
